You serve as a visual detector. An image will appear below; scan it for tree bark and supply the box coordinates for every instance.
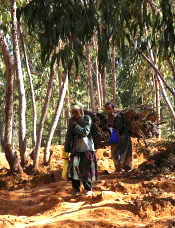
[130,39,175,123]
[33,47,58,172]
[112,45,116,106]
[0,111,4,152]
[85,42,96,112]
[12,0,27,166]
[44,71,68,164]
[156,73,175,122]
[0,28,22,174]
[58,40,63,145]
[130,40,175,98]
[102,66,107,106]
[139,69,147,104]
[167,58,175,80]
[93,34,102,109]
[65,95,70,127]
[154,73,161,138]
[19,23,37,148]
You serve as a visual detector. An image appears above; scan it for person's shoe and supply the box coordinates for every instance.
[124,165,132,172]
[72,190,80,196]
[85,190,93,196]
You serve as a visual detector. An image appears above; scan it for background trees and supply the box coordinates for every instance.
[0,0,174,173]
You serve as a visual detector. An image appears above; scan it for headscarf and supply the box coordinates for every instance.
[70,104,80,110]
[70,102,84,115]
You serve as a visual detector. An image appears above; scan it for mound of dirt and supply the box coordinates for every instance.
[0,138,175,228]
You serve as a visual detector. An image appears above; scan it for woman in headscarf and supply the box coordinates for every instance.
[64,103,98,196]
[104,102,133,172]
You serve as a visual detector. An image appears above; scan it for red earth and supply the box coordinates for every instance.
[0,138,175,228]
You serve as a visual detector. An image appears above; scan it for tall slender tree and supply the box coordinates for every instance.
[12,0,27,166]
[0,28,22,173]
[112,45,116,106]
[44,70,68,164]
[85,42,96,112]
[93,34,102,109]
[19,23,37,147]
[33,46,58,171]
[102,66,107,106]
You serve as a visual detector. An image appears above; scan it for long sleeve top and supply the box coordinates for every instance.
[64,115,95,153]
[113,113,132,136]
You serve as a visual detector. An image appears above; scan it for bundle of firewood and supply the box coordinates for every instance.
[84,105,160,149]
[118,105,159,139]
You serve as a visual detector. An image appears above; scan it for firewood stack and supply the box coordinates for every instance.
[119,105,159,139]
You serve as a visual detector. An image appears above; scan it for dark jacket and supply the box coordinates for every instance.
[64,115,95,153]
[113,113,132,136]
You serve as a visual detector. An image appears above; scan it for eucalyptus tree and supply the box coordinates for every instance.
[12,0,28,166]
[0,26,23,173]
[98,0,175,125]
[17,0,175,170]
[44,70,68,164]
[18,0,175,96]
[93,33,102,109]
[85,42,96,112]
[19,24,37,148]
[0,1,25,173]
[32,44,59,170]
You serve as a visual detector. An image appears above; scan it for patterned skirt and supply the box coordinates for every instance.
[111,134,132,168]
[68,151,98,182]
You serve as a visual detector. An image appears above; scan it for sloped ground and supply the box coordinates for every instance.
[0,138,175,228]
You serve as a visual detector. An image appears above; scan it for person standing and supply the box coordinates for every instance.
[64,103,98,195]
[104,102,133,172]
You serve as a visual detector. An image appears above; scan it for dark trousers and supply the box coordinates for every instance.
[72,179,92,191]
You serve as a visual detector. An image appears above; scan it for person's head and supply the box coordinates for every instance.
[104,102,114,116]
[70,103,82,119]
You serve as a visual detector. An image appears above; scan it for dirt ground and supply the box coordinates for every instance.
[0,138,175,228]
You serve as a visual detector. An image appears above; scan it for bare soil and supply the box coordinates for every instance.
[0,138,175,228]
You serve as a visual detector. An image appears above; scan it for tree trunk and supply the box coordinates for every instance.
[12,0,27,166]
[139,69,147,104]
[157,73,175,122]
[167,57,175,80]
[99,72,103,108]
[130,39,175,123]
[19,23,37,148]
[93,34,102,110]
[0,28,22,174]
[44,71,68,164]
[59,40,63,95]
[154,74,161,138]
[112,45,116,106]
[33,47,58,172]
[0,112,4,152]
[85,42,96,112]
[65,95,70,127]
[130,40,175,98]
[58,40,63,145]
[102,66,107,106]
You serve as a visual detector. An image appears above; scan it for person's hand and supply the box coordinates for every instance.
[69,118,77,126]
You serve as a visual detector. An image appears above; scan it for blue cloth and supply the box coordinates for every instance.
[108,128,120,144]
[108,113,133,169]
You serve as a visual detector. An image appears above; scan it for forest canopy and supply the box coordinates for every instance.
[0,0,174,173]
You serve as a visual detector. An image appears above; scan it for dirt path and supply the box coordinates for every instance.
[0,138,175,228]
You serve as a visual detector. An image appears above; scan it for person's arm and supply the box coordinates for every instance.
[113,114,124,132]
[64,123,73,153]
[74,115,92,136]
[113,114,131,136]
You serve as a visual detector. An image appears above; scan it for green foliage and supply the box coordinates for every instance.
[18,0,175,77]
[18,0,97,67]
[1,0,174,149]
